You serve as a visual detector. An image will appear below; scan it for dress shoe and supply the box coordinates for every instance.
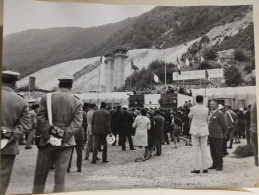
[85,157,88,160]
[203,169,208,173]
[130,148,136,150]
[191,169,200,174]
[122,148,126,151]
[91,161,96,164]
[25,146,32,149]
[77,169,82,172]
[103,160,109,163]
[208,165,217,169]
[227,146,232,149]
[216,167,223,171]
[67,169,70,173]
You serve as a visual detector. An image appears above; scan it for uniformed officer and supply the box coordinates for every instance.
[1,70,31,195]
[32,75,83,194]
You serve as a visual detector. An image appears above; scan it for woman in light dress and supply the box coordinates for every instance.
[132,108,151,162]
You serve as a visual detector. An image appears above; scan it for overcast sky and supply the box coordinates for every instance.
[3,0,155,35]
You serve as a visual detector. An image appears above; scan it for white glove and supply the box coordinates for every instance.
[49,135,62,146]
[1,139,9,150]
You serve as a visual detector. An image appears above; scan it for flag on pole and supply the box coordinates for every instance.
[153,72,162,84]
[177,58,181,75]
[217,57,221,69]
[131,60,139,71]
[205,68,209,80]
[100,56,107,64]
[185,58,190,66]
[201,56,205,63]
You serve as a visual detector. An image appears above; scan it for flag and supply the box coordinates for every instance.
[201,56,205,63]
[100,56,107,64]
[154,73,159,83]
[177,58,181,75]
[185,58,190,66]
[205,68,209,80]
[217,57,221,69]
[131,60,139,71]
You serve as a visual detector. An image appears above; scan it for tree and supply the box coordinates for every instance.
[234,49,246,61]
[203,47,217,60]
[224,66,243,86]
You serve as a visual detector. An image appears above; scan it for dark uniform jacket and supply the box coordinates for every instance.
[74,111,87,141]
[1,87,31,155]
[36,88,83,147]
[92,108,111,135]
[208,109,228,138]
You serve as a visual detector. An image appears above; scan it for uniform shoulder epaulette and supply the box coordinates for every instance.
[73,95,80,100]
[17,93,25,99]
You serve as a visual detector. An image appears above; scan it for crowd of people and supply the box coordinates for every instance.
[1,70,258,195]
[131,85,192,96]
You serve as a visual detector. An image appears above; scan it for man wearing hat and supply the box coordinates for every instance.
[32,75,83,193]
[1,70,31,195]
[225,104,238,149]
[208,100,228,171]
[91,102,111,164]
[117,105,135,151]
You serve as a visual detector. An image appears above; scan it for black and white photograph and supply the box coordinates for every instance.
[1,0,259,194]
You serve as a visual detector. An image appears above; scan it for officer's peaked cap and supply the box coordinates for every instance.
[2,70,20,80]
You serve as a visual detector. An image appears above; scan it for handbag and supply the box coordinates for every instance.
[1,127,13,150]
[47,93,64,146]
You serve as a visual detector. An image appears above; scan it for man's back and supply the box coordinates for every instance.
[92,109,110,135]
[37,88,82,146]
[1,87,31,155]
[153,115,164,137]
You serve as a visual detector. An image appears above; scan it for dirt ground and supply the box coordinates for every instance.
[6,139,259,194]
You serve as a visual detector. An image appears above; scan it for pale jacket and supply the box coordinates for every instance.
[86,109,95,135]
[188,104,209,137]
[132,115,151,147]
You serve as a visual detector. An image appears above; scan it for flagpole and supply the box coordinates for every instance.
[130,68,132,89]
[165,61,167,88]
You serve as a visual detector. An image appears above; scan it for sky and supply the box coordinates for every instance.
[3,0,155,35]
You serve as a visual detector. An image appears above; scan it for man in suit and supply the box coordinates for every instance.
[225,105,238,149]
[117,105,134,151]
[153,110,165,156]
[85,104,97,160]
[67,109,86,172]
[32,75,83,194]
[1,71,31,195]
[208,100,228,171]
[250,102,258,166]
[91,102,111,164]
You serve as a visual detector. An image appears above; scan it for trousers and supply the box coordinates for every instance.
[191,135,208,170]
[1,155,16,195]
[32,146,73,194]
[209,137,223,168]
[155,137,163,155]
[85,134,93,159]
[92,134,107,162]
[119,132,134,150]
[68,140,84,170]
[26,129,36,148]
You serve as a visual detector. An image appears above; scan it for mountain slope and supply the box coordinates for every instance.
[3,5,252,78]
[16,7,254,92]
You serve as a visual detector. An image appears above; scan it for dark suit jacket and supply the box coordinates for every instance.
[153,115,165,138]
[92,108,111,135]
[1,87,31,155]
[117,111,134,134]
[37,88,83,147]
[208,110,228,138]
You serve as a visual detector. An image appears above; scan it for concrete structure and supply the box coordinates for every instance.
[105,47,128,92]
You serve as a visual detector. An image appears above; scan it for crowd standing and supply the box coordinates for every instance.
[1,70,258,195]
